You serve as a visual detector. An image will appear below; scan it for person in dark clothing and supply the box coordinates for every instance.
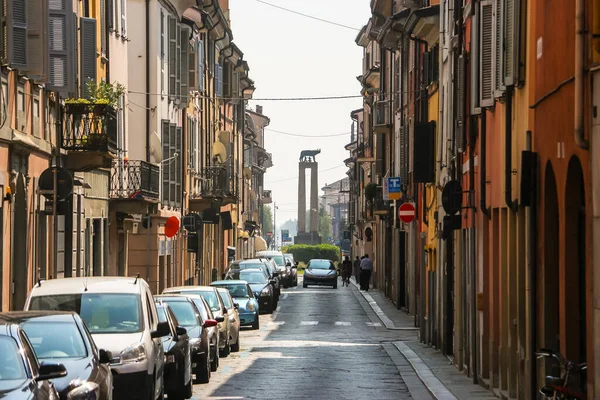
[341,256,352,287]
[359,254,373,291]
[353,256,361,284]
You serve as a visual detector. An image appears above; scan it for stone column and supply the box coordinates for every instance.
[298,163,306,233]
[310,164,318,233]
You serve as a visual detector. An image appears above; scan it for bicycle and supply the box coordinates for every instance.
[535,348,587,399]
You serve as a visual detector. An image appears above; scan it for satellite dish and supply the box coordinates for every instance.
[149,131,163,163]
[213,141,227,164]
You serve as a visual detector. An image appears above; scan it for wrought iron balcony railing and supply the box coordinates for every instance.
[110,160,160,200]
[63,103,118,153]
[194,166,238,200]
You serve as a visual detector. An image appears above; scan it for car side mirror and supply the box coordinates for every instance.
[151,321,171,338]
[286,262,292,267]
[98,349,112,364]
[203,319,218,328]
[38,362,68,381]
[234,302,239,309]
[269,279,276,285]
[215,316,225,323]
[272,271,279,276]
[176,326,187,336]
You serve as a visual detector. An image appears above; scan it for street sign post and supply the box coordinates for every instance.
[398,202,416,223]
[384,177,402,201]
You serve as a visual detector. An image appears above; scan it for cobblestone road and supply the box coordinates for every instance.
[192,277,418,399]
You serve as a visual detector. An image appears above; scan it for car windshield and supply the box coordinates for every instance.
[214,284,250,298]
[162,301,198,327]
[269,255,285,266]
[189,299,209,320]
[239,263,264,270]
[29,294,142,334]
[22,321,87,359]
[0,335,27,389]
[239,271,268,284]
[309,260,334,270]
[175,291,220,312]
[217,290,233,308]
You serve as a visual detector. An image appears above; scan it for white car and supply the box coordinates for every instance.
[24,277,170,400]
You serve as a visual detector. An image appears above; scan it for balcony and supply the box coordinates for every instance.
[189,166,239,211]
[62,103,118,171]
[109,160,160,214]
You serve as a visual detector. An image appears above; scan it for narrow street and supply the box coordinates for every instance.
[194,276,418,399]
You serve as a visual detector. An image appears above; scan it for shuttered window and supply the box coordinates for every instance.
[120,0,126,37]
[100,0,106,56]
[180,25,189,105]
[175,126,182,206]
[4,0,28,68]
[215,63,223,97]
[25,0,49,80]
[456,54,465,153]
[479,0,493,107]
[160,10,164,94]
[169,123,176,206]
[223,61,231,98]
[197,37,204,92]
[107,0,113,30]
[168,16,176,98]
[175,22,181,100]
[79,17,97,99]
[494,0,504,95]
[470,2,481,114]
[189,42,197,91]
[504,0,516,85]
[162,120,171,204]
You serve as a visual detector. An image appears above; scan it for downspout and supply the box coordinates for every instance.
[469,114,478,384]
[480,112,491,218]
[145,0,150,162]
[574,0,589,149]
[505,86,518,211]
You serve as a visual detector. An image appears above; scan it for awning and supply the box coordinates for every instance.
[254,236,267,252]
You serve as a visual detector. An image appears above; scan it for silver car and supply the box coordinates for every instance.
[215,288,240,352]
[163,286,232,357]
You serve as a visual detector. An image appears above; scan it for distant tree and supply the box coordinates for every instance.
[262,205,273,235]
[318,207,332,241]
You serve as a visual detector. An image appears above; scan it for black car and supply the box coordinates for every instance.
[155,295,215,384]
[155,303,193,400]
[225,268,277,314]
[180,295,223,372]
[2,311,113,400]
[225,259,280,306]
[0,319,67,400]
[303,259,338,289]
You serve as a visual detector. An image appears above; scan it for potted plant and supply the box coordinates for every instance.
[364,183,378,201]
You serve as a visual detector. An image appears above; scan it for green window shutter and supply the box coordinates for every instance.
[80,17,97,99]
[180,25,189,106]
[168,16,176,98]
[479,0,493,107]
[494,0,504,94]
[47,0,75,93]
[25,0,49,80]
[5,0,28,69]
[161,120,170,204]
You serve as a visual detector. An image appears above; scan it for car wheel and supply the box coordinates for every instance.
[231,335,240,352]
[219,339,230,357]
[210,347,219,372]
[252,318,260,330]
[303,282,308,288]
[333,282,338,289]
[196,354,210,384]
[185,378,193,399]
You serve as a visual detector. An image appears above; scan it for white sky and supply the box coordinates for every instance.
[229,0,370,228]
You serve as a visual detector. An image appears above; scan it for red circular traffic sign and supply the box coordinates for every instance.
[398,202,416,223]
[165,216,180,238]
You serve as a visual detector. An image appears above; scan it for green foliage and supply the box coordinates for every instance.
[64,98,91,105]
[261,205,273,235]
[364,183,378,200]
[318,207,332,241]
[282,244,341,264]
[86,80,126,108]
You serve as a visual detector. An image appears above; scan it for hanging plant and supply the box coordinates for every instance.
[364,183,378,201]
[86,80,126,109]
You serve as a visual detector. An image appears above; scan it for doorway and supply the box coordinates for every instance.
[11,174,28,310]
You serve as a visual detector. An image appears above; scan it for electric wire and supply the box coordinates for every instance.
[253,0,361,32]
[127,90,362,101]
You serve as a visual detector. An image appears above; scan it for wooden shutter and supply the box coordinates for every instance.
[47,0,75,92]
[232,71,239,100]
[175,126,182,206]
[4,0,28,68]
[169,123,176,206]
[120,0,126,37]
[504,0,516,85]
[494,0,504,94]
[175,22,181,100]
[479,0,493,107]
[161,120,170,204]
[100,0,106,56]
[223,61,231,98]
[80,17,97,99]
[160,10,164,59]
[189,42,197,91]
[470,2,481,113]
[168,16,176,98]
[180,25,189,105]
[215,63,222,97]
[25,0,49,80]
[197,38,204,92]
[456,54,465,152]
[107,0,113,30]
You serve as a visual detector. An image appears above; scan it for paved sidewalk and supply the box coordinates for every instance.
[349,278,497,400]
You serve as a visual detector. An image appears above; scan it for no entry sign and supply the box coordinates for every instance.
[398,202,416,224]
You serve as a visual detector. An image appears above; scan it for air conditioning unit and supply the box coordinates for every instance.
[373,101,391,134]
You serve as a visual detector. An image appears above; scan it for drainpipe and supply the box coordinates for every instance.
[575,0,589,149]
[480,112,491,218]
[145,0,150,162]
[505,86,518,211]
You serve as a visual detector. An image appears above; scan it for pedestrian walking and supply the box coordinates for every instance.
[341,256,352,287]
[359,254,373,291]
[353,256,361,284]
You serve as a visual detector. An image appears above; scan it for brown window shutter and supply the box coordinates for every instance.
[79,17,97,98]
[47,0,75,93]
[25,0,49,80]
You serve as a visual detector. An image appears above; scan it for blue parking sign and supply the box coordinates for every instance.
[385,177,402,200]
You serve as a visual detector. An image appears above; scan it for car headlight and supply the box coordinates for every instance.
[261,287,270,295]
[189,337,201,349]
[246,302,255,312]
[67,382,99,399]
[120,342,146,363]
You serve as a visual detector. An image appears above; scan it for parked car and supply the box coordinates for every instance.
[178,295,222,372]
[214,288,240,352]
[155,295,214,384]
[256,250,294,288]
[0,319,66,399]
[3,311,113,400]
[260,258,282,299]
[25,277,170,400]
[225,269,276,315]
[224,259,275,294]
[154,302,193,400]
[303,259,338,289]
[162,286,231,358]
[211,280,259,329]
[283,254,298,286]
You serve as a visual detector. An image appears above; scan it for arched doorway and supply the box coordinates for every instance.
[11,173,28,310]
[564,156,586,364]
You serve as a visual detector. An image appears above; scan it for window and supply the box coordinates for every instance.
[168,16,177,98]
[197,36,205,92]
[161,120,182,207]
[0,336,27,385]
[160,10,165,94]
[120,0,126,37]
[22,321,88,359]
[163,301,198,327]
[215,62,222,97]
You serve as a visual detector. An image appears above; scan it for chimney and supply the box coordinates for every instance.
[256,105,263,115]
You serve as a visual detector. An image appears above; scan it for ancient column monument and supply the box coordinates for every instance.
[295,149,322,245]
